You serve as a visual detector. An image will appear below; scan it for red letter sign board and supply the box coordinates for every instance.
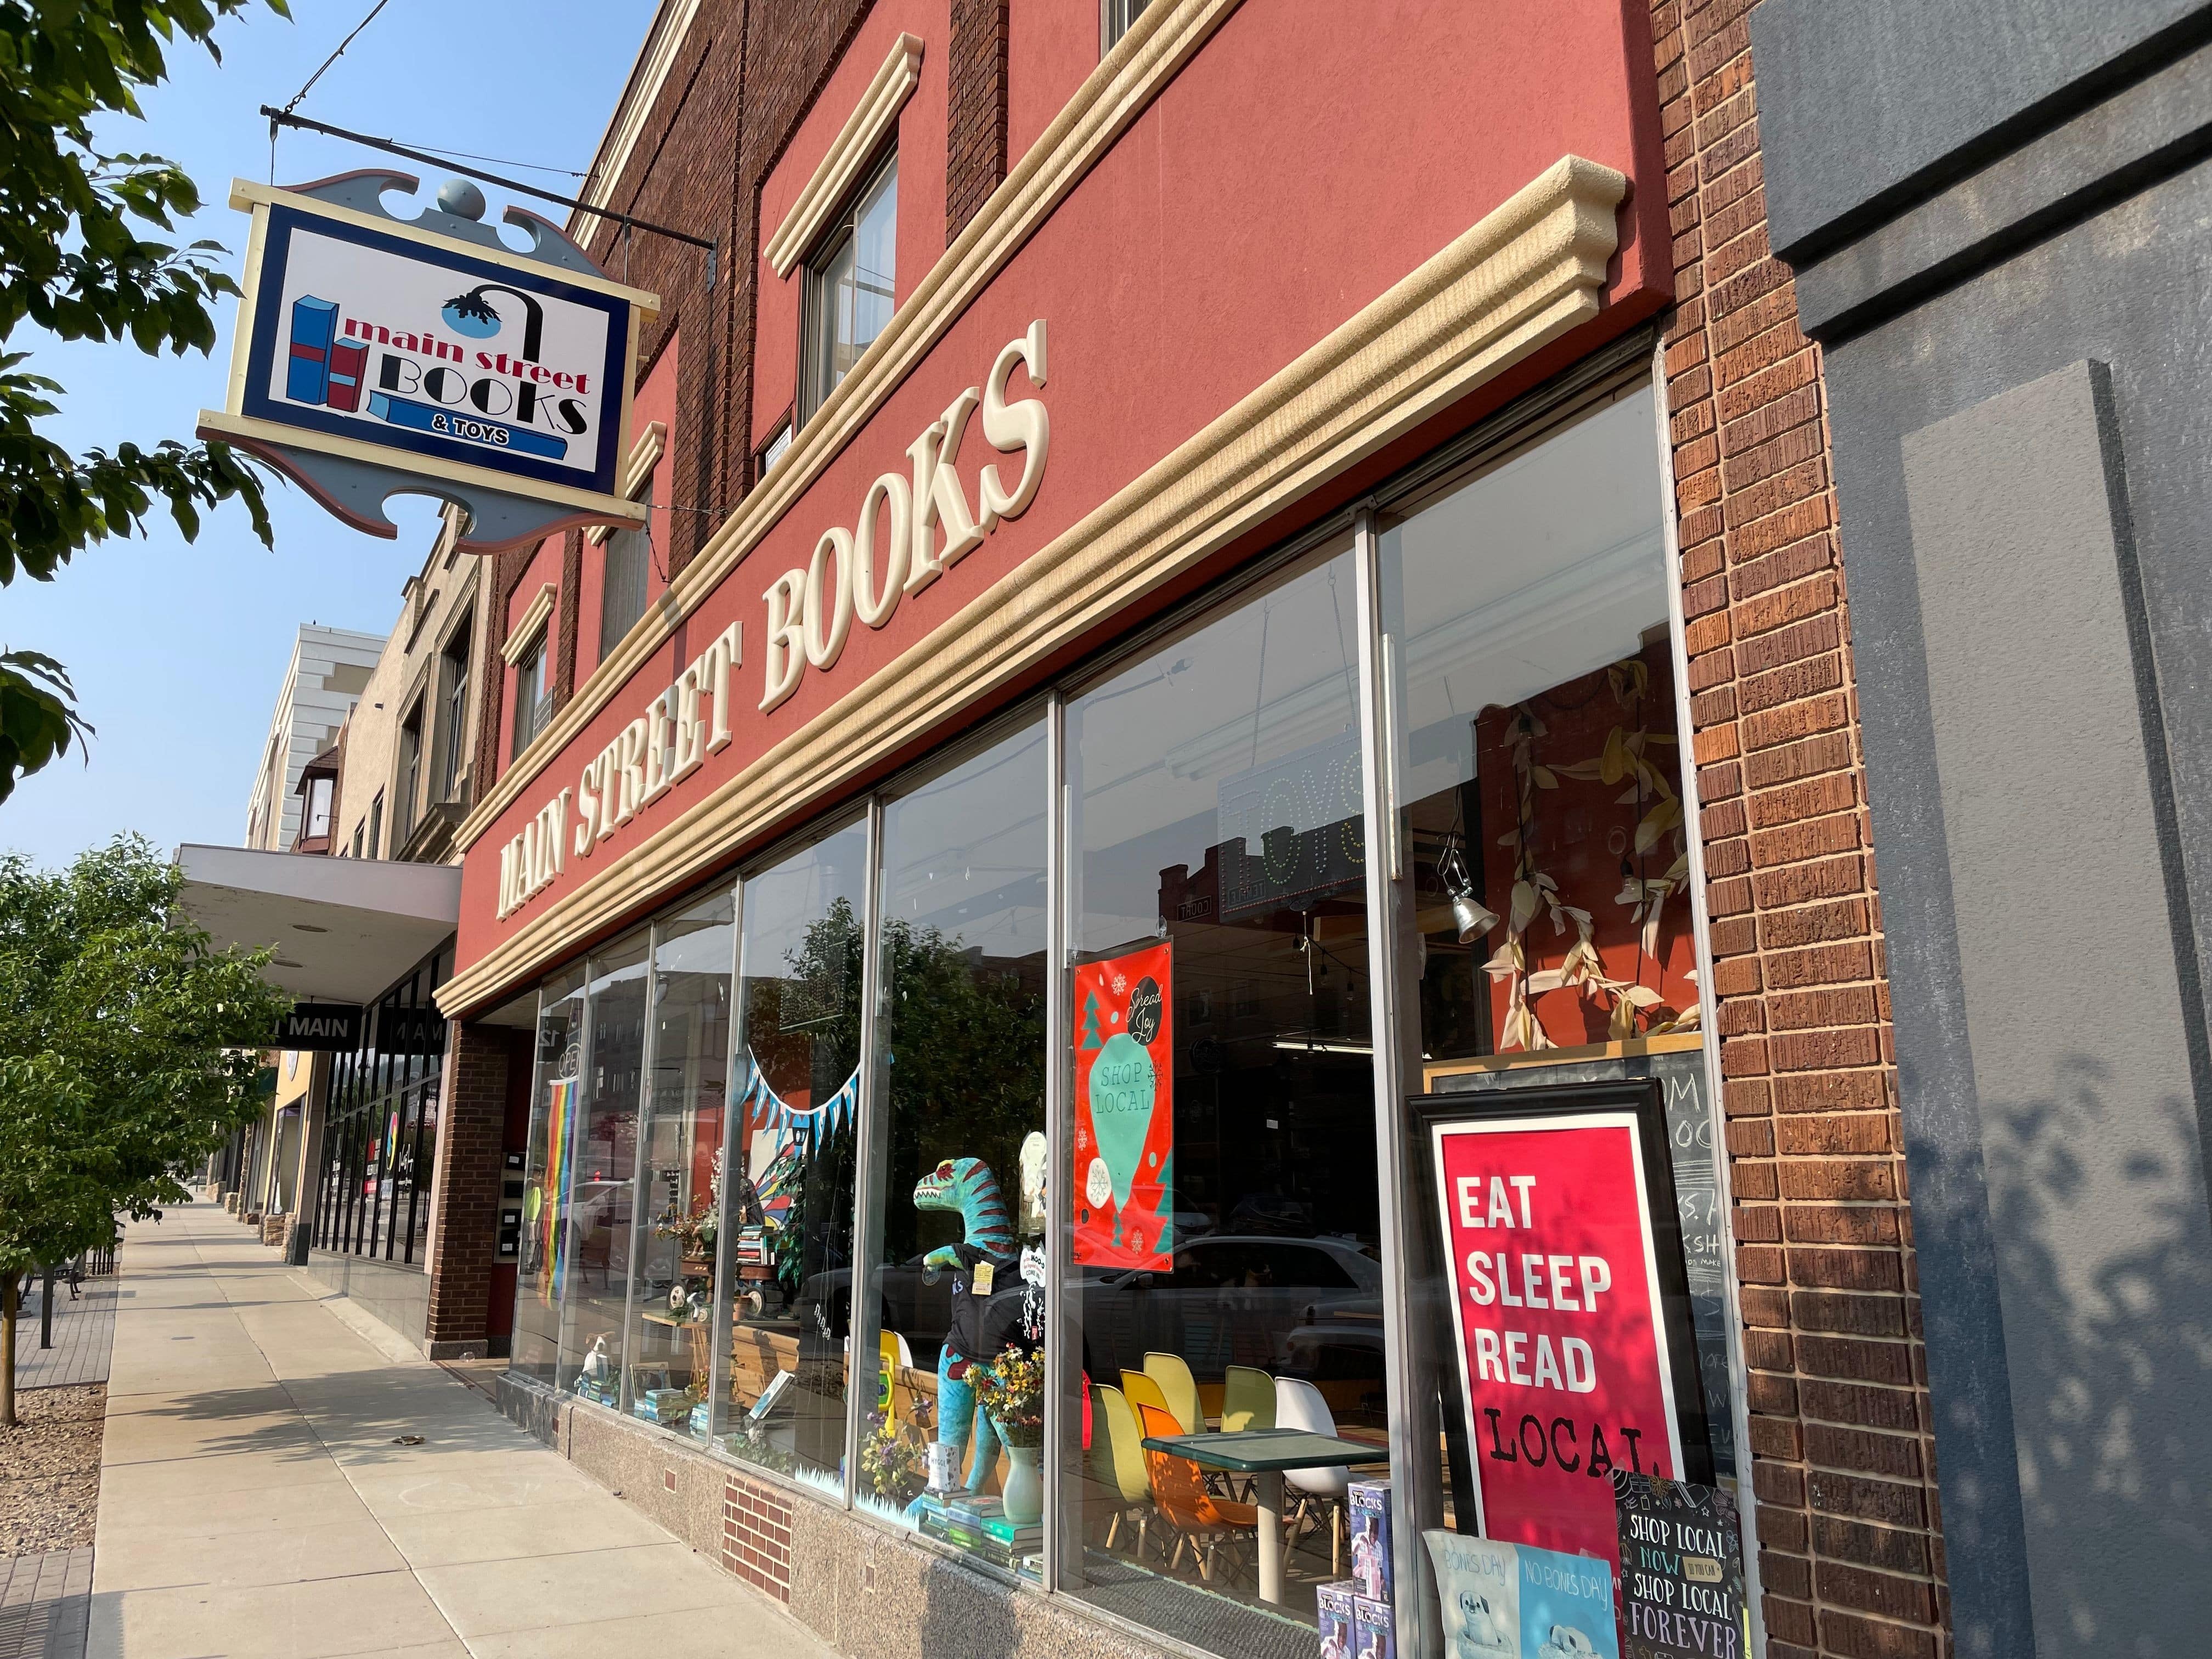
[1430,1106,1695,1577]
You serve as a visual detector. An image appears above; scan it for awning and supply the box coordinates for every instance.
[174,844,461,1006]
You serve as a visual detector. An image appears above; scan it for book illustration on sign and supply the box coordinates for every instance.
[1424,1530,1618,1659]
[283,286,572,461]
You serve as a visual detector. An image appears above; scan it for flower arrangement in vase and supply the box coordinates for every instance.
[973,1346,1046,1526]
[860,1404,932,1507]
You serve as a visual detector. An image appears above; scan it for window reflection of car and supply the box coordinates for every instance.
[1079,1234,1383,1395]
[803,1252,955,1367]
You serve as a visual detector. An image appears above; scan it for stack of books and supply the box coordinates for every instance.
[911,1492,1042,1571]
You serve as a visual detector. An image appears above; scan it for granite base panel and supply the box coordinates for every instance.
[302,1249,430,1347]
[493,1373,1178,1659]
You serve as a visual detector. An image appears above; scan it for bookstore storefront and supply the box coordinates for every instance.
[485,352,1750,1659]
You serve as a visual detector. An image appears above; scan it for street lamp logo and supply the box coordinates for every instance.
[284,284,591,464]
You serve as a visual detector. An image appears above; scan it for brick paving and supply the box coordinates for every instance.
[0,1549,91,1659]
[13,1281,116,1392]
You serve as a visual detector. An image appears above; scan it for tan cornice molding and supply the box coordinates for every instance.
[500,585,558,665]
[572,0,703,249]
[589,420,668,544]
[454,0,1243,855]
[438,154,1627,1017]
[764,33,925,279]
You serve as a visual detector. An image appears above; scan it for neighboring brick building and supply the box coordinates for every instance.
[1651,7,1945,1658]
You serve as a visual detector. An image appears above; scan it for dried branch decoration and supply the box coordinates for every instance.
[1485,656,1699,1048]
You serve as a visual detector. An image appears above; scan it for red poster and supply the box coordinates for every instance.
[1431,1110,1686,1572]
[1071,942,1173,1268]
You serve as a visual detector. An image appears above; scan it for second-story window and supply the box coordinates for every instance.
[367,791,385,861]
[600,487,652,659]
[1103,0,1150,50]
[395,703,424,847]
[437,617,472,804]
[800,152,897,422]
[303,775,332,842]
[513,633,554,759]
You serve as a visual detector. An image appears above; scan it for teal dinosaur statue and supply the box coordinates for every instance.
[909,1157,1014,1504]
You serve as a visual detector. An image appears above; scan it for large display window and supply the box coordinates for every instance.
[715,819,867,1487]
[501,366,1751,1659]
[624,891,735,1440]
[1055,541,1396,1654]
[558,931,648,1401]
[1376,383,1744,1650]
[856,721,1051,1560]
[510,964,583,1386]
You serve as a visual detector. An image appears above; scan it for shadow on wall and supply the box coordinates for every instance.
[1971,1054,2212,1654]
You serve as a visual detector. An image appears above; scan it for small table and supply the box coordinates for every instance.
[1139,1427,1387,1605]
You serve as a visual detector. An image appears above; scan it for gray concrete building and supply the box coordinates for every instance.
[1748,4,2212,1654]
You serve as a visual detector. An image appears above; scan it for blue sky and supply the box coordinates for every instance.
[3,1,656,867]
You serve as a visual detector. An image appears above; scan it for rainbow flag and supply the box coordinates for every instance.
[542,1077,577,1305]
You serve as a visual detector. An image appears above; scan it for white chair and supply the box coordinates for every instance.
[1275,1374,1351,1575]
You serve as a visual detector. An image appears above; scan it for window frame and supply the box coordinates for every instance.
[1101,0,1149,53]
[394,701,424,849]
[599,484,653,661]
[436,612,473,805]
[799,148,899,425]
[511,633,554,760]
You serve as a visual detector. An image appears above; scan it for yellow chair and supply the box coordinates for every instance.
[1142,1351,1202,1434]
[1221,1365,1277,1433]
[1120,1368,1176,1429]
[1089,1384,1153,1556]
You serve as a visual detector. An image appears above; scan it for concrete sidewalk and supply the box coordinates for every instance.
[91,1201,833,1659]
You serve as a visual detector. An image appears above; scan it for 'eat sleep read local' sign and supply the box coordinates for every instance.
[1430,1104,1703,1579]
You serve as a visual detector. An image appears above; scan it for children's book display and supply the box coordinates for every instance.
[910,1491,1041,1575]
[1321,1478,1395,1658]
[1424,1529,1619,1659]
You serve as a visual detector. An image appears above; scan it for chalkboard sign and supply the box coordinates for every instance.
[1613,1471,1747,1659]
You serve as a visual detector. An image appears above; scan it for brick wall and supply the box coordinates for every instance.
[425,1021,514,1351]
[724,1473,794,1601]
[1652,3,1949,1657]
[946,0,1009,239]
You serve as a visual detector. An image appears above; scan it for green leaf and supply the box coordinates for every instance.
[0,0,285,803]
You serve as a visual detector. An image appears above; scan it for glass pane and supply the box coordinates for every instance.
[1059,544,1395,1652]
[1379,387,1738,1570]
[512,967,585,1386]
[625,891,735,1441]
[558,932,650,1402]
[718,820,868,1491]
[862,723,1049,1568]
[808,158,896,417]
[600,488,653,660]
[845,159,897,372]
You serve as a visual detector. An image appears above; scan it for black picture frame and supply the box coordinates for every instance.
[1409,1075,1714,1537]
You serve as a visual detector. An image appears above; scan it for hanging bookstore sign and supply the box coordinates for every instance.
[200,171,659,553]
